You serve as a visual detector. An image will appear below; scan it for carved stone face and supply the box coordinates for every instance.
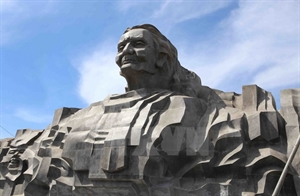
[7,146,26,170]
[0,145,28,181]
[115,29,158,76]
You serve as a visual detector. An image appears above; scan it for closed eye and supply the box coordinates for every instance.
[118,45,124,52]
[9,150,16,154]
[19,149,25,153]
[134,41,146,47]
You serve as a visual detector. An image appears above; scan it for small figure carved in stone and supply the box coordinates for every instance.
[0,129,47,196]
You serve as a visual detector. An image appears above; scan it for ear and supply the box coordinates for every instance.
[156,53,167,68]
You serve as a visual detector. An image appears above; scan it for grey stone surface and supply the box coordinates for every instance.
[0,24,299,195]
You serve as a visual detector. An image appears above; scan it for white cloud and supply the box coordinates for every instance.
[152,0,233,24]
[73,41,126,104]
[14,108,52,124]
[230,1,298,88]
[178,1,299,92]
[253,59,299,89]
[115,0,148,12]
[74,0,299,104]
[115,0,233,31]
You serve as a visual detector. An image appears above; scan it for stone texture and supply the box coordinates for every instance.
[0,24,299,196]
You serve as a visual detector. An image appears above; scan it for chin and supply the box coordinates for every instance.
[120,63,137,69]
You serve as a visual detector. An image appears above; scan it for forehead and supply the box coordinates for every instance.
[119,29,153,44]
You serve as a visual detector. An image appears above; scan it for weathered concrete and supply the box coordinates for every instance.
[0,24,299,196]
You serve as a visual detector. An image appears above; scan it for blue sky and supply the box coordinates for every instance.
[1,0,299,139]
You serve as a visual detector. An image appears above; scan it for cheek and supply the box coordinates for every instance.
[19,154,27,160]
[135,49,146,58]
[115,54,122,66]
[144,49,156,61]
[2,156,12,163]
[135,48,156,63]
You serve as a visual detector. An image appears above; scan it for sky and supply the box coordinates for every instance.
[0,0,299,139]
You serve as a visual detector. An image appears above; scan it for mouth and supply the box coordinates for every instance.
[8,158,20,168]
[122,60,135,64]
[121,56,137,65]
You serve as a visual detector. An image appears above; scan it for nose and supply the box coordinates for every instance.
[122,43,134,55]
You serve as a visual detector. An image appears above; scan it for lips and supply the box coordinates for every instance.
[8,158,20,168]
[121,56,137,65]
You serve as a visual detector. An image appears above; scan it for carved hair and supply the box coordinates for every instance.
[124,24,202,97]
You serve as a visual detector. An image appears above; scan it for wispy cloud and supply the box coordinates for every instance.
[73,40,126,104]
[178,1,299,92]
[115,0,233,31]
[14,108,52,124]
[152,0,233,24]
[74,0,298,104]
[115,0,151,12]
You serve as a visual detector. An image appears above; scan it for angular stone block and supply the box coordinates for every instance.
[52,107,80,126]
[242,85,276,112]
[280,89,300,174]
[248,111,279,141]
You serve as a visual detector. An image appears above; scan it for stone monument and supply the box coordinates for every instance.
[0,24,299,196]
